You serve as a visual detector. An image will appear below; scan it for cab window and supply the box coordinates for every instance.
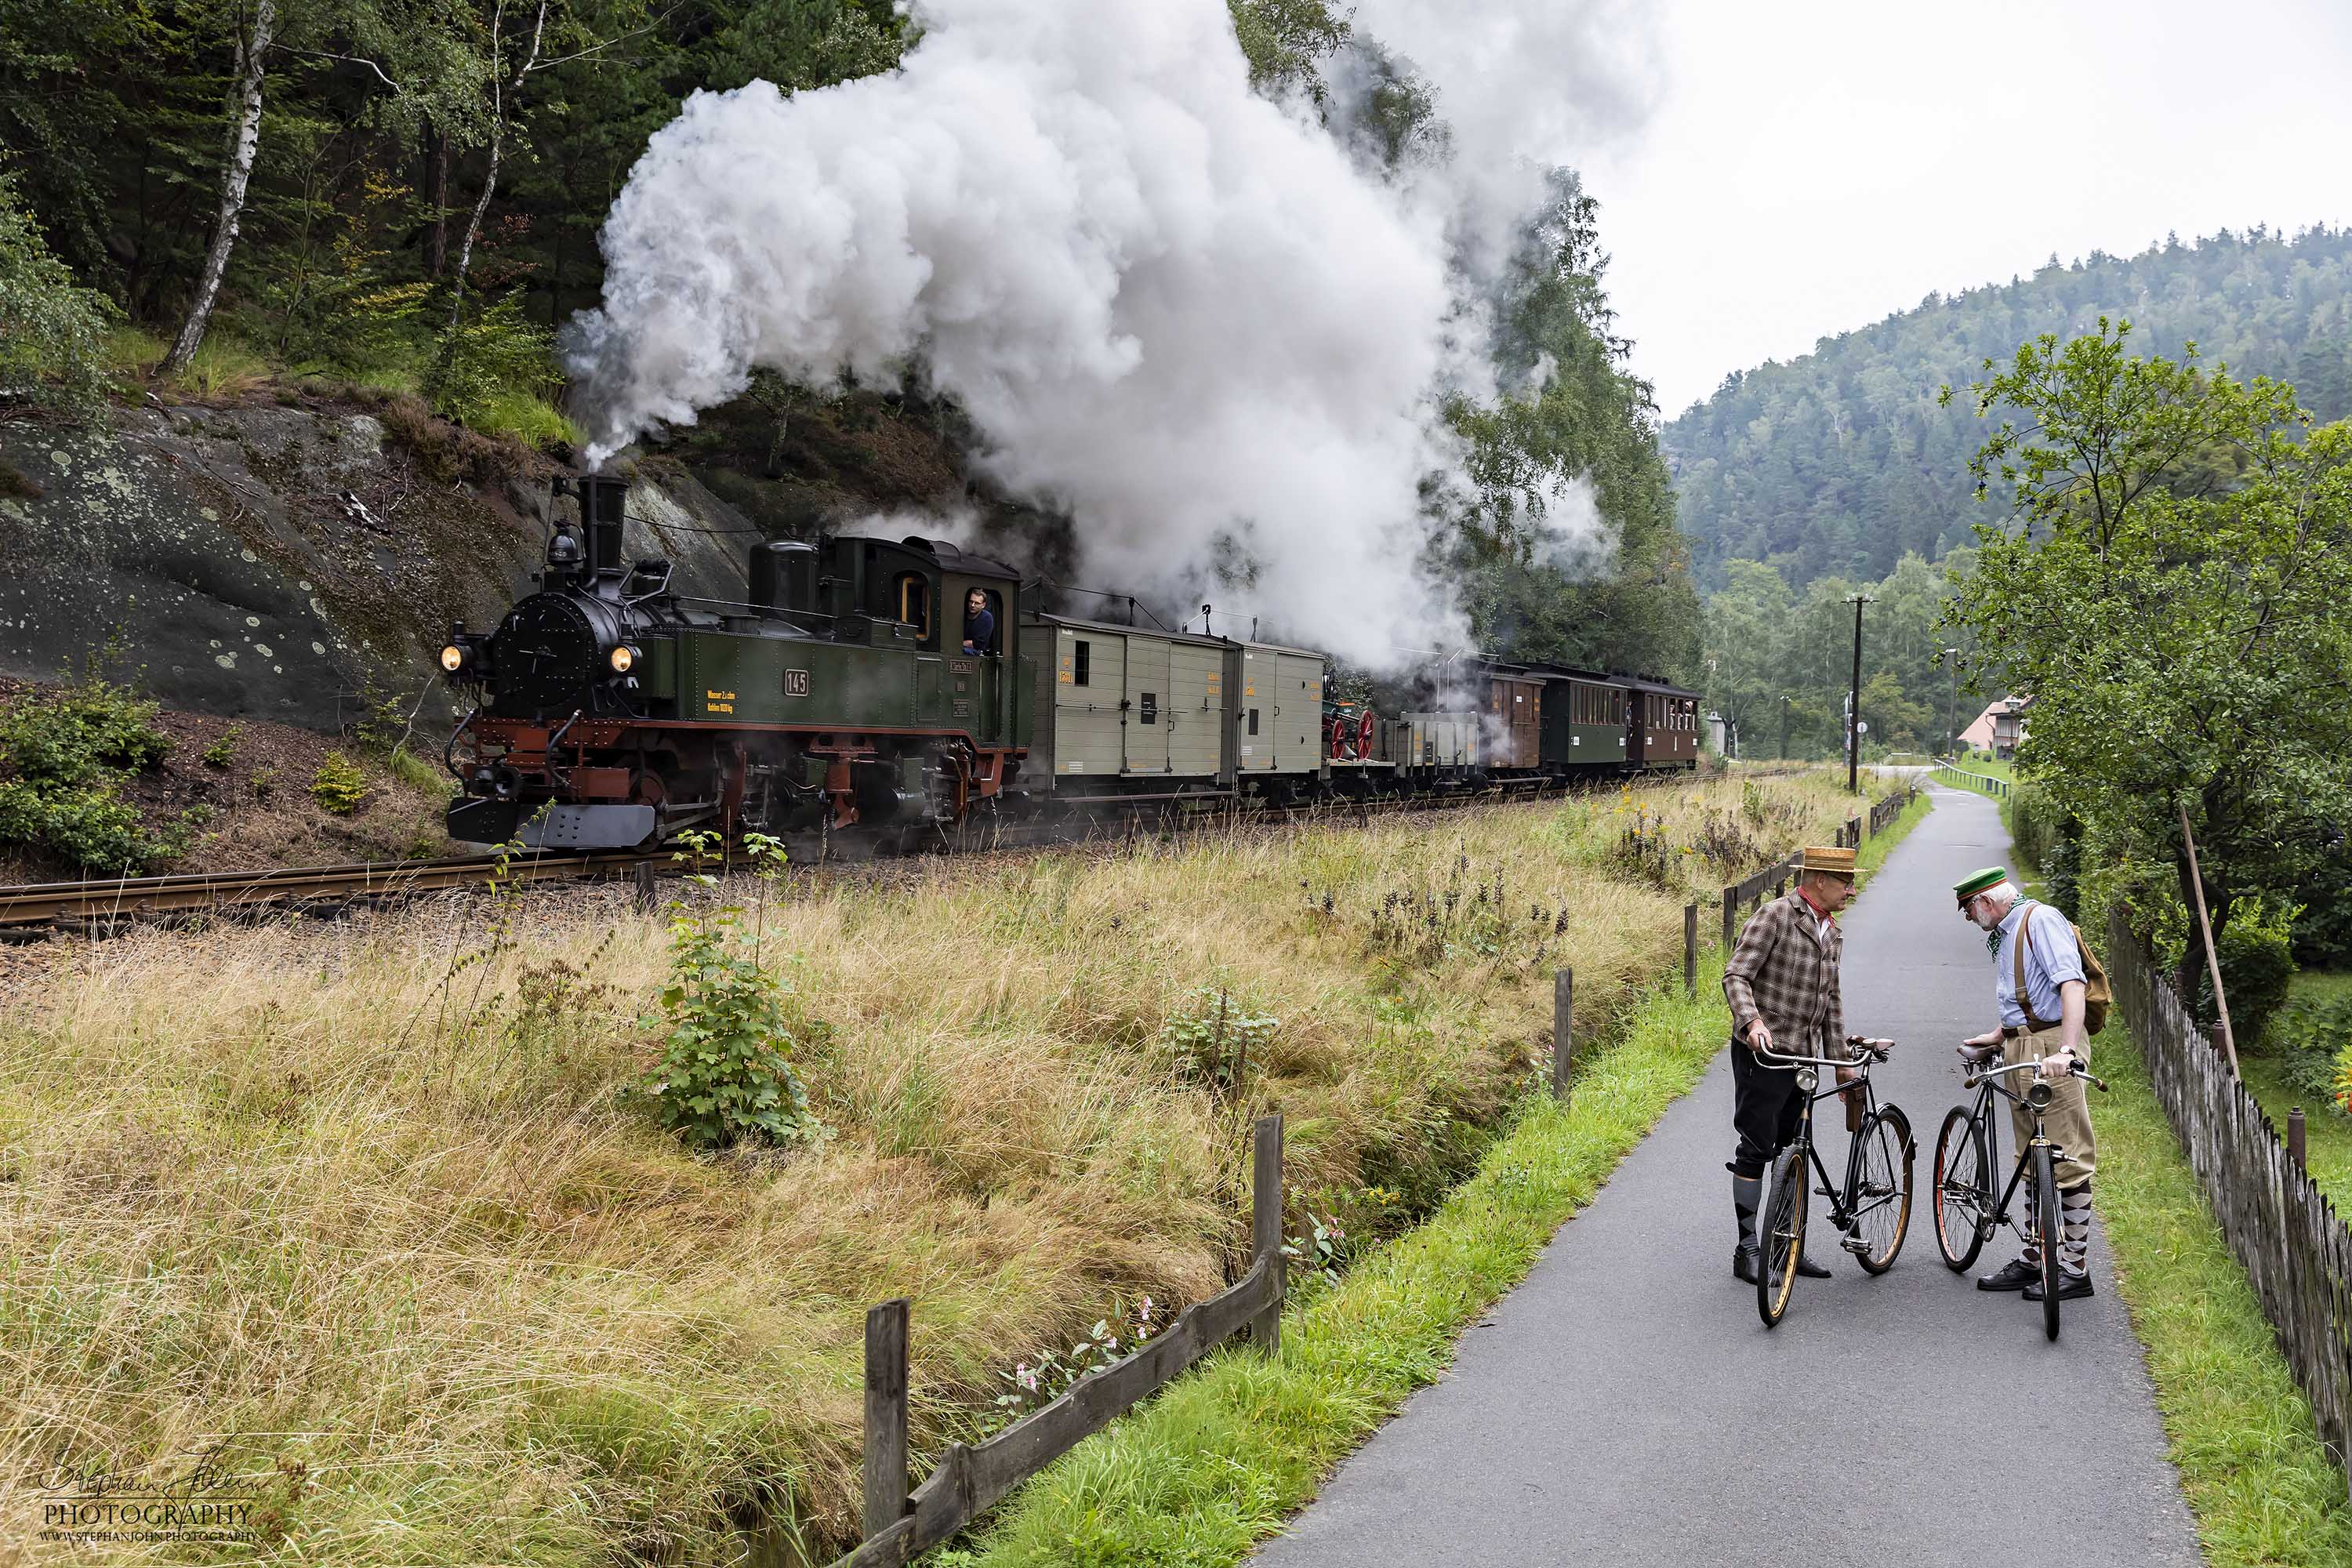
[895,573,932,641]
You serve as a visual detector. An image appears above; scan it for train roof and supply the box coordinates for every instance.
[1025,610,1226,646]
[827,532,1025,581]
[1516,662,1617,684]
[1614,673,1700,698]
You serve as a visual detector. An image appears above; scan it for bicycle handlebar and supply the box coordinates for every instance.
[1753,1037,1894,1070]
[1965,1058,2110,1094]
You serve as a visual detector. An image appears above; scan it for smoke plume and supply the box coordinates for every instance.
[568,0,1654,666]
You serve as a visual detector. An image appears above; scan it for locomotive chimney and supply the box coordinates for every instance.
[576,473,628,577]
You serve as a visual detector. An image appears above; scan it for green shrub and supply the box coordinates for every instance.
[2008,779,2082,915]
[0,680,179,872]
[0,172,118,417]
[0,679,169,787]
[641,835,823,1151]
[2270,994,2352,1112]
[309,751,369,815]
[201,724,241,769]
[2196,895,2301,1051]
[423,293,561,432]
[1159,985,1279,1094]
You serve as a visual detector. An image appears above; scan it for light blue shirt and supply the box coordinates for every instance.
[1994,899,2087,1029]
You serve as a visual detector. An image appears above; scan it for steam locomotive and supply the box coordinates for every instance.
[436,474,1698,848]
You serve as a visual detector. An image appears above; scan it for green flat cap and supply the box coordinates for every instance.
[1953,866,2007,905]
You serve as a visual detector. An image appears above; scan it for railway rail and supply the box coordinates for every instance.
[0,848,657,931]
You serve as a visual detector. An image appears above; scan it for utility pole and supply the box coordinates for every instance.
[1942,647,1960,757]
[1846,593,1871,793]
[1779,695,1791,760]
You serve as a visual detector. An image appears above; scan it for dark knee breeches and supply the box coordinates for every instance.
[1730,1041,1804,1178]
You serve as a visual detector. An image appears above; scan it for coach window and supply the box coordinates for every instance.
[1247,708,1260,736]
[1073,639,1091,688]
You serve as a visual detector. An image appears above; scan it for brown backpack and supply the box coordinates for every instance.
[2016,902,2111,1036]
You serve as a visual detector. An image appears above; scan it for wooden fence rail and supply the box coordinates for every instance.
[834,1116,1288,1566]
[2105,908,2352,1497]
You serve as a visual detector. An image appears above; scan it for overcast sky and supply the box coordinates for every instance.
[1574,0,2352,419]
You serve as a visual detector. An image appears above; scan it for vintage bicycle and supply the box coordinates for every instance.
[1932,1051,2111,1341]
[1753,1037,1915,1327]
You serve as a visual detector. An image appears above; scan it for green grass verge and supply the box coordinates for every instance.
[939,969,1733,1567]
[2094,1019,2352,1564]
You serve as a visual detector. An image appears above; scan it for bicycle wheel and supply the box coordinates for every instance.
[1933,1105,1991,1271]
[1756,1147,1808,1328]
[1849,1105,1913,1274]
[2033,1143,2062,1341]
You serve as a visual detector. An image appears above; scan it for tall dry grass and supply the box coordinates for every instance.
[0,769,1886,1564]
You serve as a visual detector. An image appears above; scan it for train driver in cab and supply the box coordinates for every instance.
[962,587,997,656]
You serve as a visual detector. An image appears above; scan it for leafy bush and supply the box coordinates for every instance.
[0,172,118,417]
[2194,896,2301,1051]
[201,724,242,769]
[641,835,823,1151]
[2009,782,2082,919]
[2291,857,2352,970]
[1160,986,1278,1094]
[0,680,178,872]
[0,680,169,786]
[309,751,369,815]
[2270,993,2352,1112]
[423,293,561,432]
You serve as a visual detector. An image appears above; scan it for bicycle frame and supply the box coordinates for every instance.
[1962,1058,2102,1246]
[1758,1045,1906,1241]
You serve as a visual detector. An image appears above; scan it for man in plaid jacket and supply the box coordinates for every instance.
[1722,844,1866,1283]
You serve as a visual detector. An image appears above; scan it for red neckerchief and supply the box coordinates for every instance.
[1797,886,1839,931]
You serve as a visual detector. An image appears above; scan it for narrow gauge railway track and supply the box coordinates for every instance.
[0,848,658,933]
[0,771,1653,937]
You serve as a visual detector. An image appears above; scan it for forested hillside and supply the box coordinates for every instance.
[1667,225,2352,589]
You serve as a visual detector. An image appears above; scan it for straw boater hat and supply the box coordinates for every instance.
[1799,845,1857,878]
[1952,866,2008,906]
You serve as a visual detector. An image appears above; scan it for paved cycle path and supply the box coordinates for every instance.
[1254,784,2201,1567]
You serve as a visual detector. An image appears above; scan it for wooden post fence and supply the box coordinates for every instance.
[2107,906,2352,1501]
[2291,1108,2308,1171]
[836,1116,1292,1566]
[1683,905,1697,1000]
[1249,1113,1285,1352]
[862,1301,910,1541]
[1552,968,1573,1102]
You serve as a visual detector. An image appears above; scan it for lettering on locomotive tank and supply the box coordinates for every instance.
[784,669,811,698]
[705,688,736,714]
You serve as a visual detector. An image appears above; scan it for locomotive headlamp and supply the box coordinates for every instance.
[608,644,637,673]
[440,644,466,673]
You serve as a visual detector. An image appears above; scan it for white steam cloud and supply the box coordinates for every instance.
[568,0,1655,666]
[1345,0,1663,278]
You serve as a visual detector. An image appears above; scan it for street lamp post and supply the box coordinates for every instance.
[1942,647,1960,757]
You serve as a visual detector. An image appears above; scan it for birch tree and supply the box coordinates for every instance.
[162,0,277,374]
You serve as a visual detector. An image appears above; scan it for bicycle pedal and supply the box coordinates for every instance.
[1841,1234,1872,1255]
